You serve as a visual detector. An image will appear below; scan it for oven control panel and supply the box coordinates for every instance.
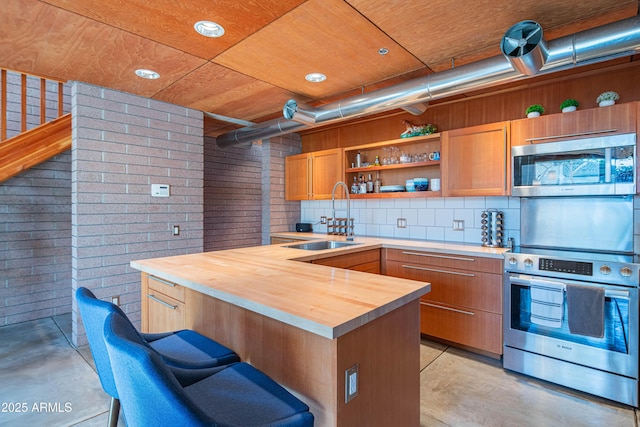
[505,251,640,287]
[539,258,593,276]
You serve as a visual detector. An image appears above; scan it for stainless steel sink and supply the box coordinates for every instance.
[284,240,362,251]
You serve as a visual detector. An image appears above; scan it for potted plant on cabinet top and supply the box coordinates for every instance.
[596,91,619,107]
[560,99,579,113]
[525,104,544,118]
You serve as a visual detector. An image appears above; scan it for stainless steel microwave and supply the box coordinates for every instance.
[512,133,636,197]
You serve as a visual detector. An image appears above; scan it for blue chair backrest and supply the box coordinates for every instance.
[76,287,145,398]
[104,311,214,426]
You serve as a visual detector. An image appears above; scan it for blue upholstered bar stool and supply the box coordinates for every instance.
[76,287,240,427]
[104,311,314,426]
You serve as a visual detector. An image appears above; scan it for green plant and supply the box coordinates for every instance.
[597,91,619,103]
[560,99,579,109]
[525,104,544,115]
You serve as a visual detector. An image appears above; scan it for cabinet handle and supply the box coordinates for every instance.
[402,264,476,277]
[525,129,617,142]
[421,301,475,316]
[400,251,475,262]
[150,276,176,287]
[147,294,178,310]
[420,301,476,316]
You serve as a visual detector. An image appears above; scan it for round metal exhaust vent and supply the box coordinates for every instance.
[501,20,548,75]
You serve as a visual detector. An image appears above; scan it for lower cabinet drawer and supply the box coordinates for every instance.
[386,260,501,313]
[420,301,502,355]
[146,292,185,333]
[149,275,185,302]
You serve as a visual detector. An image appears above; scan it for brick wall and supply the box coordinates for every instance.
[0,70,71,327]
[71,82,204,346]
[262,135,302,243]
[203,137,263,251]
[0,153,72,326]
[1,72,298,334]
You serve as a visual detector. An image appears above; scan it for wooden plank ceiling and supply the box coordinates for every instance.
[0,0,637,137]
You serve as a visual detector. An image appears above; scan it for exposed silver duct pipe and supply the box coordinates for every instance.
[216,15,640,148]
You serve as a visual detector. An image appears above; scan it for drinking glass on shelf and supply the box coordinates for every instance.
[382,147,389,165]
[390,146,399,164]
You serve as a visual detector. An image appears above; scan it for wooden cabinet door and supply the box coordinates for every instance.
[310,148,343,199]
[441,121,510,197]
[511,102,637,147]
[285,153,311,200]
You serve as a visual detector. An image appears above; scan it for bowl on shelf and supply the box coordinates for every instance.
[405,179,415,192]
[413,177,428,191]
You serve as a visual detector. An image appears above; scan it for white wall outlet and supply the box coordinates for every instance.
[345,363,359,403]
[397,218,407,228]
[111,296,120,306]
[453,219,465,231]
[320,216,327,224]
[173,225,180,236]
[151,184,170,197]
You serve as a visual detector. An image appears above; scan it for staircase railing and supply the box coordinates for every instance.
[1,68,66,141]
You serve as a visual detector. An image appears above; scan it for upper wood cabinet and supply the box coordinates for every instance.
[441,121,510,197]
[285,148,343,200]
[511,102,637,146]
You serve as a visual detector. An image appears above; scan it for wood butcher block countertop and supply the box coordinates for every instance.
[131,234,508,339]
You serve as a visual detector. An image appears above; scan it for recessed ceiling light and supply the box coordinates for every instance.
[135,69,160,79]
[305,73,326,83]
[194,21,225,38]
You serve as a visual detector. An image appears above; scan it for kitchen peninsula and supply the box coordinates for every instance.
[132,237,438,426]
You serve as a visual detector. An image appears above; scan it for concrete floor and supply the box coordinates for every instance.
[0,314,637,426]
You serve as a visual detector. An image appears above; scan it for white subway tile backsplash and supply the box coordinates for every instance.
[444,197,465,208]
[365,223,380,236]
[394,199,412,209]
[402,208,418,225]
[303,196,520,245]
[395,227,411,239]
[464,197,486,208]
[379,224,395,237]
[409,198,428,209]
[444,227,464,242]
[408,225,427,240]
[426,197,445,208]
[434,208,454,227]
[386,208,402,224]
[417,209,436,227]
[426,226,445,241]
[379,199,395,209]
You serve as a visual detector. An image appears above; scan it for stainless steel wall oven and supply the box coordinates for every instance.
[504,196,640,407]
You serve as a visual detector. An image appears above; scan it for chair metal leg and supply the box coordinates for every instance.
[108,397,120,427]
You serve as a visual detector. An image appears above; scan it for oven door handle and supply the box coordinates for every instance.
[509,276,564,287]
[508,276,630,299]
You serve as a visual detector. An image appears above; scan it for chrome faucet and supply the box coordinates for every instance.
[331,181,354,241]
